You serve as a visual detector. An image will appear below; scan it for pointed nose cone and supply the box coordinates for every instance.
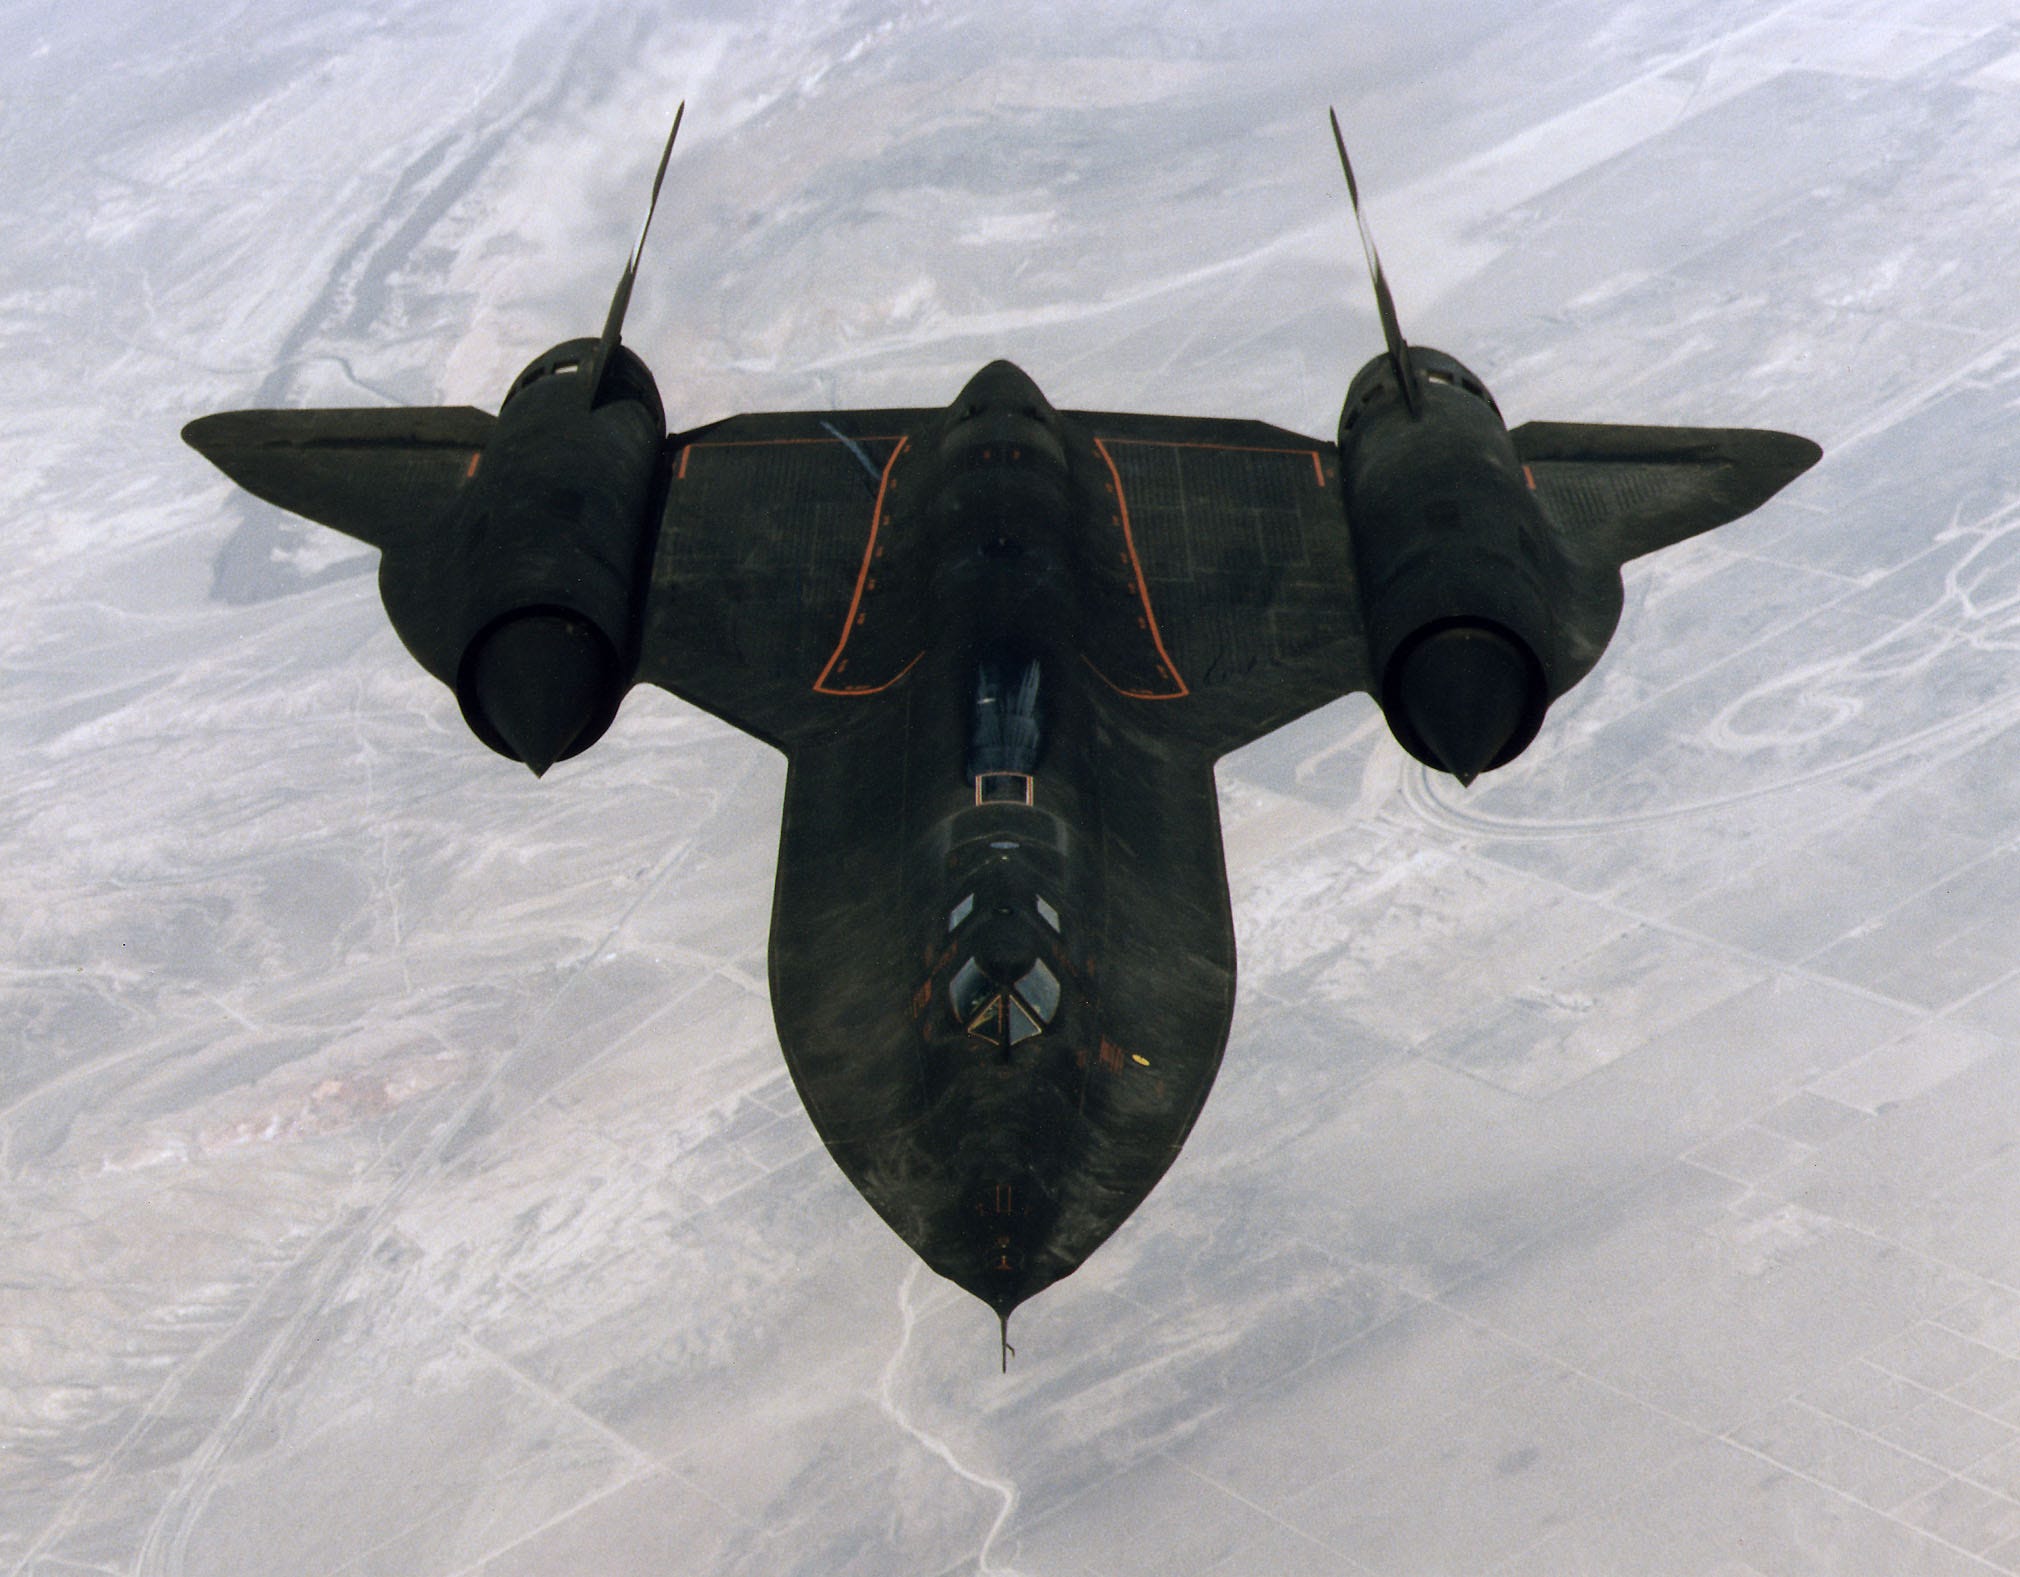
[464,613,615,776]
[979,1269,1037,1333]
[941,1164,1060,1328]
[1392,625,1538,784]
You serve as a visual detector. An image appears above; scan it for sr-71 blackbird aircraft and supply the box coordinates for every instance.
[185,109,1819,1355]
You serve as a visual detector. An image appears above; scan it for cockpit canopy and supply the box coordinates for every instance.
[951,957,1060,1047]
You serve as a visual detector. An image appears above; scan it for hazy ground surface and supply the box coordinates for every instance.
[8,1,2020,1571]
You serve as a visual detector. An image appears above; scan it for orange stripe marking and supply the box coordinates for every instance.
[683,434,905,450]
[668,433,907,484]
[814,436,913,695]
[1096,436,1329,488]
[822,649,923,696]
[1091,437,1188,700]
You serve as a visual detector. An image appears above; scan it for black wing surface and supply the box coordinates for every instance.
[1511,421,1821,566]
[639,408,936,751]
[182,408,496,553]
[1064,410,1372,755]
[637,408,1371,756]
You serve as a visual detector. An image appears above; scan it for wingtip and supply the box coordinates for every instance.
[1745,428,1825,494]
[180,408,290,460]
[181,411,228,455]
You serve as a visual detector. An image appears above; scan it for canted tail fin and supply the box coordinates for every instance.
[587,101,684,407]
[1329,108,1419,417]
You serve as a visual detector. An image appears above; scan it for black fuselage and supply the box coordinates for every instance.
[768,363,1236,1318]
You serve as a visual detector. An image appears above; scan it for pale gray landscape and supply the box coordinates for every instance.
[8,0,2020,1571]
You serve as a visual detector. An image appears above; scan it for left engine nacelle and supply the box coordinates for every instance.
[385,338,666,775]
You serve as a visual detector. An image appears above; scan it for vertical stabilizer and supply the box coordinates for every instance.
[587,101,685,405]
[1329,108,1420,417]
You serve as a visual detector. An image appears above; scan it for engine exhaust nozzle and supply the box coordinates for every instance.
[1386,622,1543,786]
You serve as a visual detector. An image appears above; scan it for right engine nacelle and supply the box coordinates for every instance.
[381,338,667,775]
[1338,347,1594,783]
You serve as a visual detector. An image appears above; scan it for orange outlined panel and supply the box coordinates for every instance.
[665,432,923,699]
[814,435,920,695]
[671,433,907,483]
[1090,437,1189,700]
[1095,436,1331,489]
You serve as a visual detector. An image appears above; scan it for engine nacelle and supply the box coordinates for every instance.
[385,337,666,774]
[1339,347,1573,783]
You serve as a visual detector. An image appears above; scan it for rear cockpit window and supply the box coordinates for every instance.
[948,893,974,931]
[1035,896,1060,932]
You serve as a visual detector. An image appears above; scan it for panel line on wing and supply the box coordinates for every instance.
[1096,436,1330,488]
[671,433,908,483]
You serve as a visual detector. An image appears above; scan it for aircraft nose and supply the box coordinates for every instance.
[966,1168,1047,1318]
